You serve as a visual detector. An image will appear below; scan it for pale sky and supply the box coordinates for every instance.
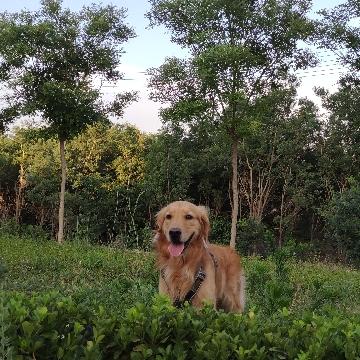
[0,0,349,133]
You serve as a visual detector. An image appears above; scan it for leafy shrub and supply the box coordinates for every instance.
[0,298,13,360]
[0,219,50,241]
[289,262,360,315]
[267,249,294,312]
[279,237,314,260]
[2,292,360,359]
[0,219,21,235]
[323,183,360,265]
[244,250,294,315]
[244,258,273,310]
[209,215,231,245]
[0,261,7,280]
[237,218,276,256]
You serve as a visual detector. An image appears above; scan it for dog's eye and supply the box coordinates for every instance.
[185,214,193,220]
[165,214,172,220]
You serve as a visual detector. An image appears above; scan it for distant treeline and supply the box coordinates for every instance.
[1,86,359,264]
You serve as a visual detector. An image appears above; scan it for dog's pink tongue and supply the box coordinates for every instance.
[168,243,185,257]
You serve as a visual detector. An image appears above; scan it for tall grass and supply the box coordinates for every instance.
[1,234,360,316]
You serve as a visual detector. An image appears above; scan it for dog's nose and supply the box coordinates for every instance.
[169,228,182,243]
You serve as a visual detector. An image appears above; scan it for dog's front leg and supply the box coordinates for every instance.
[190,281,217,309]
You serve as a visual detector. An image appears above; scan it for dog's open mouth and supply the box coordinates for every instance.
[168,233,194,257]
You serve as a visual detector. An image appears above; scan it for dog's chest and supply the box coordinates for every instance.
[162,266,194,298]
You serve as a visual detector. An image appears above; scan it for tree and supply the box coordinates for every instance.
[237,87,296,224]
[0,135,19,219]
[147,0,316,247]
[0,0,136,242]
[231,88,322,246]
[144,122,230,213]
[318,0,359,78]
[315,0,360,193]
[316,83,360,195]
[323,180,360,265]
[67,122,147,188]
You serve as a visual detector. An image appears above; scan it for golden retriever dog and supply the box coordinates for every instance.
[154,201,245,312]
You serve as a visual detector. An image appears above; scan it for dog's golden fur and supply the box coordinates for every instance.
[154,201,245,312]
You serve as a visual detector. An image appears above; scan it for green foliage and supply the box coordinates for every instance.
[1,292,360,359]
[237,219,275,257]
[67,123,147,188]
[244,255,360,316]
[0,235,157,316]
[244,254,294,315]
[0,219,50,241]
[318,0,360,76]
[0,0,136,136]
[65,123,149,244]
[1,235,360,358]
[0,295,13,360]
[147,0,317,137]
[0,0,138,243]
[0,0,358,260]
[2,236,360,318]
[0,260,7,281]
[323,183,360,265]
[210,215,232,245]
[0,123,152,244]
[144,126,230,208]
[267,249,295,313]
[147,0,322,250]
[0,136,18,188]
[0,105,359,260]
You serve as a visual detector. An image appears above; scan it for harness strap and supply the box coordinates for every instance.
[161,251,218,309]
[174,266,206,308]
[209,252,218,268]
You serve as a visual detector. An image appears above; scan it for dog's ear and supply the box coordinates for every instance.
[155,206,166,232]
[198,205,210,241]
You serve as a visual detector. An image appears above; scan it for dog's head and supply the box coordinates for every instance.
[156,201,210,257]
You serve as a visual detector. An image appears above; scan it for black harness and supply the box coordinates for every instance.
[173,266,206,308]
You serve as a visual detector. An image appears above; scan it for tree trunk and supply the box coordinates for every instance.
[57,138,67,244]
[278,187,285,248]
[230,139,239,249]
[15,162,25,223]
[278,168,290,248]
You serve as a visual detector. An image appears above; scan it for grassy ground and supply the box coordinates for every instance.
[0,234,158,315]
[1,234,360,317]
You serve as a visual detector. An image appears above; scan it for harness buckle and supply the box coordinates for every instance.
[197,269,206,281]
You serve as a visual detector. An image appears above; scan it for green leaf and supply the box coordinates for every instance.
[35,306,48,320]
[57,347,64,359]
[21,321,34,337]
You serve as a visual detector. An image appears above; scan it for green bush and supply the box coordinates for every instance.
[210,215,231,245]
[324,183,360,265]
[244,250,294,315]
[0,219,50,241]
[279,238,314,261]
[1,292,360,359]
[237,218,276,256]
